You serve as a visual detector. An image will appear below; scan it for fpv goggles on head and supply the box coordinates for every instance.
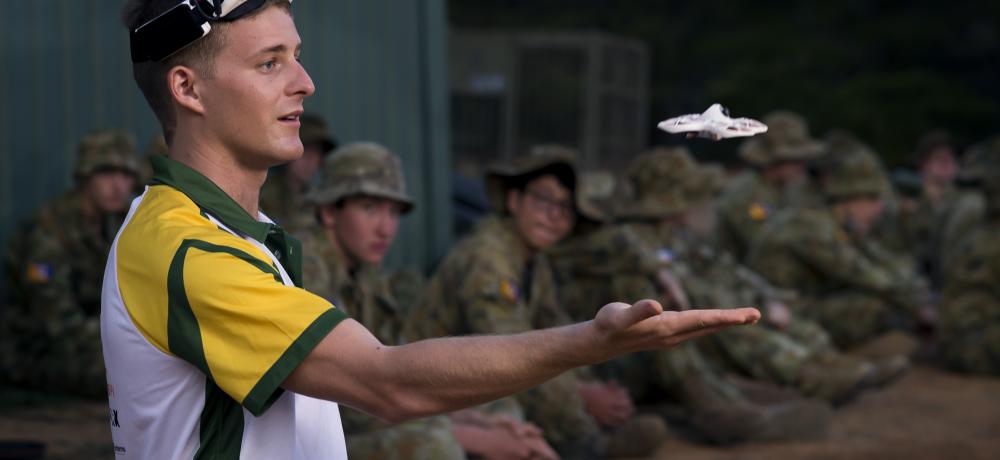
[130,0,292,63]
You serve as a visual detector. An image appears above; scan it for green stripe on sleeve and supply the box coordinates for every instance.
[242,308,350,416]
[167,239,283,377]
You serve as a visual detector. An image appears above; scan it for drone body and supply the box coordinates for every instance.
[657,103,768,139]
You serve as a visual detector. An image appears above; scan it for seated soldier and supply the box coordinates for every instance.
[548,156,836,444]
[2,129,138,397]
[939,137,994,275]
[297,143,556,460]
[404,146,669,459]
[715,111,826,262]
[939,137,1000,375]
[747,135,933,351]
[620,148,906,404]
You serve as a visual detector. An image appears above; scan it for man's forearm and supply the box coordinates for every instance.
[284,302,759,423]
[377,321,602,418]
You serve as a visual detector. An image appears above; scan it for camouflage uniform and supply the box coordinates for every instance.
[715,111,826,261]
[554,148,870,404]
[939,138,994,275]
[405,216,603,457]
[405,147,630,457]
[549,149,837,443]
[300,143,464,460]
[938,139,1000,375]
[260,113,337,232]
[748,141,929,349]
[2,130,139,397]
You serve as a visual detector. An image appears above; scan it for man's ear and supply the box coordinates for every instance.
[167,65,205,115]
[318,204,337,227]
[506,188,521,215]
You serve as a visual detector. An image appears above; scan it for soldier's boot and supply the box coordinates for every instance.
[797,352,876,406]
[603,414,670,458]
[683,374,832,444]
[849,330,919,360]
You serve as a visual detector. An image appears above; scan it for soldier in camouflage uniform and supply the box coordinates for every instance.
[260,113,337,232]
[300,143,557,460]
[938,138,1000,375]
[939,137,993,275]
[404,145,669,458]
[628,148,906,401]
[747,137,933,350]
[715,111,826,262]
[881,131,957,289]
[2,129,139,397]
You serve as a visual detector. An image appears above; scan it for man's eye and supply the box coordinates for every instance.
[261,60,276,71]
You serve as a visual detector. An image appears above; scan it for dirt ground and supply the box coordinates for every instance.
[1,366,999,459]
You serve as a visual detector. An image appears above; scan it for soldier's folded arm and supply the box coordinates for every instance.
[282,300,759,423]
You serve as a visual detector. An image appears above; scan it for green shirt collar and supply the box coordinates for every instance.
[150,155,274,242]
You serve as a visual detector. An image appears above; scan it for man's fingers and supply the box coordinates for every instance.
[623,299,664,327]
[665,308,760,333]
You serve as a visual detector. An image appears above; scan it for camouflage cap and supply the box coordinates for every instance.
[299,113,337,154]
[74,129,140,180]
[617,146,723,220]
[739,111,825,166]
[305,142,414,213]
[484,144,605,223]
[822,138,890,200]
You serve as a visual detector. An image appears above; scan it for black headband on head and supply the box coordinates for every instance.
[129,0,287,63]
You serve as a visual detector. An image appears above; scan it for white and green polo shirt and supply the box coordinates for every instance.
[101,155,350,459]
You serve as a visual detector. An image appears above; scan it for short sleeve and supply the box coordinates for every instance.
[173,240,348,416]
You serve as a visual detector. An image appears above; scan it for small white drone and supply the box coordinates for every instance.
[657,103,768,140]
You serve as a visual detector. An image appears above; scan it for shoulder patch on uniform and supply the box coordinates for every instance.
[499,279,519,302]
[748,202,772,222]
[26,261,53,284]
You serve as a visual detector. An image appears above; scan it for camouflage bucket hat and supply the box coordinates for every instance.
[299,113,337,154]
[485,144,605,223]
[739,111,826,166]
[616,146,697,220]
[822,139,889,200]
[74,129,140,179]
[305,142,414,213]
[683,163,726,202]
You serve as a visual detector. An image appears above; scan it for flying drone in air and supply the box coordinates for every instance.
[657,103,768,140]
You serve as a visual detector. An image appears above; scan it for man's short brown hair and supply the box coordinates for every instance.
[121,0,289,143]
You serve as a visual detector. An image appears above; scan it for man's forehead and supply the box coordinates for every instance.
[223,6,300,55]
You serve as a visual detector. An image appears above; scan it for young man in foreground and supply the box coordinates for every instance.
[105,1,758,458]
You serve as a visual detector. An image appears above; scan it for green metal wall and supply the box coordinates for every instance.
[0,0,452,298]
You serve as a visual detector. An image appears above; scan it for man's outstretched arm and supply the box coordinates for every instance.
[283,299,759,423]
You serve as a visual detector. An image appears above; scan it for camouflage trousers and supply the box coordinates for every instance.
[939,292,1000,375]
[0,316,106,398]
[806,292,894,349]
[597,342,736,404]
[516,371,604,458]
[345,415,465,460]
[698,318,833,386]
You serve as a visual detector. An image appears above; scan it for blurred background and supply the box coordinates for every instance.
[1,0,998,287]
